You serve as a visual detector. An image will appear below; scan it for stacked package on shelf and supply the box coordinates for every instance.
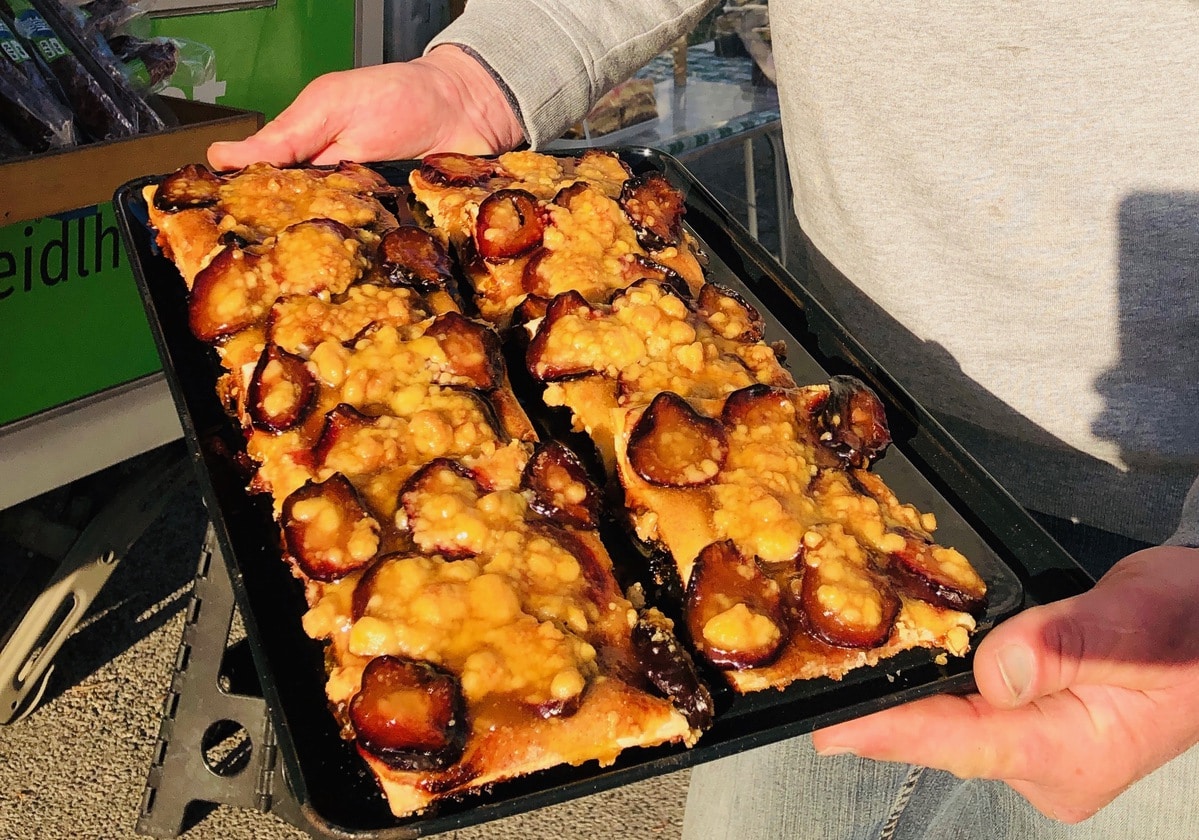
[0,0,212,161]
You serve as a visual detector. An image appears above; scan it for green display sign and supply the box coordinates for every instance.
[0,0,359,427]
[0,204,160,424]
[149,1,358,120]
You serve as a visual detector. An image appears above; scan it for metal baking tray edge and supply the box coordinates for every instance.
[113,147,1091,838]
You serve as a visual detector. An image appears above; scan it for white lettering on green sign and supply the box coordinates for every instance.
[0,215,122,302]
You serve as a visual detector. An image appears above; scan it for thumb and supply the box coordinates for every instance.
[973,547,1199,709]
[209,113,335,170]
[208,82,345,170]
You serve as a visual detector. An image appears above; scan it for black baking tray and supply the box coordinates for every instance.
[114,148,1091,838]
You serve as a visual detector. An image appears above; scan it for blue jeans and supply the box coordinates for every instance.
[682,737,1199,840]
[682,515,1199,838]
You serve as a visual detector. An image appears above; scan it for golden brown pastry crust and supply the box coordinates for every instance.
[144,152,987,818]
[510,203,985,694]
[145,159,704,820]
[408,150,705,325]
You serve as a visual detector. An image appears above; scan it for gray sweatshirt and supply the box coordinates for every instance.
[432,1,1199,547]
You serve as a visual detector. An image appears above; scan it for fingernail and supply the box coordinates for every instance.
[815,745,858,757]
[996,644,1033,703]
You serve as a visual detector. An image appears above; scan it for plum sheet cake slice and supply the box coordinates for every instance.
[408,150,707,325]
[144,160,712,819]
[408,150,989,692]
[519,252,988,693]
[143,151,990,819]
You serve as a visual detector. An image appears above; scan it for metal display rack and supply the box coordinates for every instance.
[0,440,315,837]
[137,525,313,838]
[0,444,192,725]
[0,447,323,837]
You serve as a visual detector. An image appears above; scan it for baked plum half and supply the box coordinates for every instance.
[619,171,685,250]
[376,225,456,295]
[351,655,468,771]
[814,375,892,468]
[312,404,378,467]
[398,458,487,559]
[520,248,556,298]
[885,530,988,616]
[798,538,901,649]
[419,152,506,187]
[720,384,796,430]
[631,608,715,730]
[627,392,728,487]
[423,311,503,390]
[521,441,601,529]
[511,292,551,328]
[246,343,316,432]
[281,473,380,581]
[475,189,545,262]
[845,470,989,615]
[525,290,600,381]
[697,282,764,343]
[684,540,789,669]
[621,255,689,299]
[551,180,596,210]
[154,163,222,211]
[187,248,272,341]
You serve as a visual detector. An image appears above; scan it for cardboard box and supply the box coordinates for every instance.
[0,97,263,226]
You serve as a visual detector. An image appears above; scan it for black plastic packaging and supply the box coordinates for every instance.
[0,12,76,149]
[79,0,145,38]
[29,0,166,132]
[5,0,135,140]
[0,115,27,157]
[108,33,178,90]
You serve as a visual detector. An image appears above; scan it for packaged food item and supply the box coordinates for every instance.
[29,0,166,132]
[3,0,136,140]
[0,12,77,149]
[107,33,176,90]
[78,0,148,37]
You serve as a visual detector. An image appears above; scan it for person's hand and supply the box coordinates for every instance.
[812,545,1199,824]
[208,45,524,170]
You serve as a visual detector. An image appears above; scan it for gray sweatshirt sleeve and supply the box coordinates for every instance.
[1166,479,1199,548]
[426,0,719,148]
